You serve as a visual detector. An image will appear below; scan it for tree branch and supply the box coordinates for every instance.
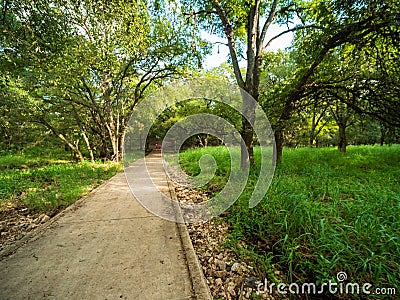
[211,0,245,88]
[258,0,278,55]
[245,0,261,90]
[264,25,321,50]
[183,10,217,17]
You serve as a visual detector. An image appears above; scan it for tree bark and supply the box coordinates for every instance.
[240,117,254,169]
[70,104,94,162]
[212,0,265,168]
[82,132,94,163]
[41,119,84,162]
[338,122,347,153]
[274,128,284,164]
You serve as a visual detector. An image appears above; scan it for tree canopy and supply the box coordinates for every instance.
[1,0,399,159]
[1,0,204,160]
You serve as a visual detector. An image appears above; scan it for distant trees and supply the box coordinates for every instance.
[146,71,242,149]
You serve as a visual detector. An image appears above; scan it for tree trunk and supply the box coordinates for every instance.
[100,137,110,160]
[338,122,347,153]
[118,131,124,162]
[82,132,94,163]
[309,116,316,147]
[213,0,260,169]
[41,119,84,162]
[110,134,118,162]
[309,110,318,147]
[240,116,254,169]
[274,128,283,164]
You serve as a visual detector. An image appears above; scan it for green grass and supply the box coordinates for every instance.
[0,147,122,213]
[179,145,400,298]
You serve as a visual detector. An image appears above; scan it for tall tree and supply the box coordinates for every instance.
[1,0,202,160]
[182,0,399,163]
[291,2,400,150]
[265,0,398,161]
[182,0,308,166]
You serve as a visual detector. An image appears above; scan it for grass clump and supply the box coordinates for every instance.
[179,145,400,298]
[0,147,122,213]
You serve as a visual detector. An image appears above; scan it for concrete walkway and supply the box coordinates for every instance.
[0,153,210,300]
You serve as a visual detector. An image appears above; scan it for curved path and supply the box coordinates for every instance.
[0,153,210,300]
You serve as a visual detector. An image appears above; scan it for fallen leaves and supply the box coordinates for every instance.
[0,205,51,252]
[174,183,281,300]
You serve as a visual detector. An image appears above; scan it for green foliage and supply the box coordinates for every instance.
[0,147,122,212]
[0,75,43,151]
[179,145,400,296]
[0,0,204,159]
[290,0,400,127]
[147,73,242,147]
[260,50,296,125]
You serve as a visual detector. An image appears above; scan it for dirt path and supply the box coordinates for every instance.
[0,153,210,300]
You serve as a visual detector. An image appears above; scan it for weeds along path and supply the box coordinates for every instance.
[0,153,210,300]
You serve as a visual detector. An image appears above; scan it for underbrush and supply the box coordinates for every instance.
[179,145,400,298]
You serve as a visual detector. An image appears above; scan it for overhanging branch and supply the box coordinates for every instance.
[264,25,321,50]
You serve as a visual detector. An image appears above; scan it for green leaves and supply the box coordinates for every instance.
[1,0,203,159]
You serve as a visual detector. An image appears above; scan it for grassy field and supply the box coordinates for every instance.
[179,145,400,298]
[0,147,122,213]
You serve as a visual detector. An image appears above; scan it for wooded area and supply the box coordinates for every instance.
[1,1,399,298]
[1,0,399,162]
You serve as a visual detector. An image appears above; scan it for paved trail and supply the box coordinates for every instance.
[0,153,210,300]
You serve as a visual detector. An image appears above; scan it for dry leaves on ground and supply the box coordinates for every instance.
[175,184,284,300]
[0,204,52,252]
